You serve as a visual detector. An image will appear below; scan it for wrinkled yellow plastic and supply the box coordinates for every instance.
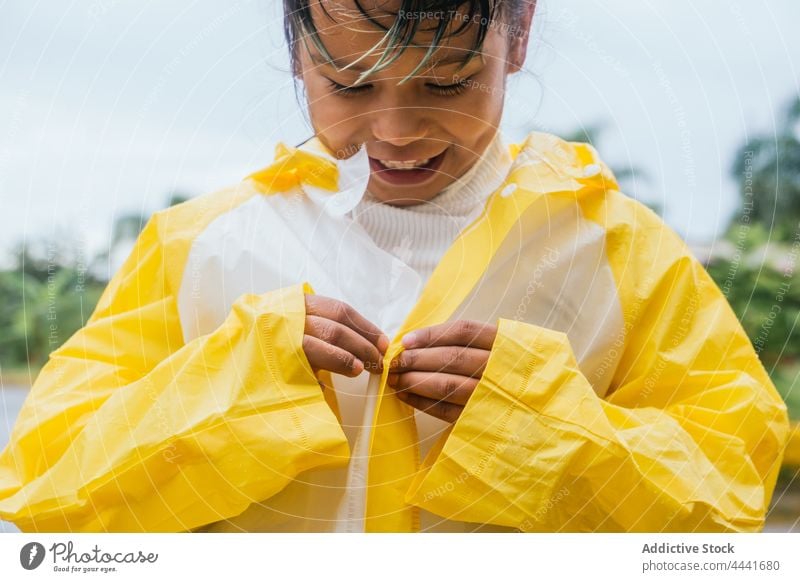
[0,132,790,532]
[783,423,800,466]
[247,143,339,194]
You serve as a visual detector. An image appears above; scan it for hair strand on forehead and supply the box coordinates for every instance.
[284,1,525,82]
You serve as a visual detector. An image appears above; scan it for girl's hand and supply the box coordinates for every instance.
[303,294,389,379]
[387,320,498,423]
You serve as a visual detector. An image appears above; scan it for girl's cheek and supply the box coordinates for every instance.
[306,91,358,133]
[319,106,361,141]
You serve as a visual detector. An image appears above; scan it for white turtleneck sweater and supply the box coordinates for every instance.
[348,132,513,284]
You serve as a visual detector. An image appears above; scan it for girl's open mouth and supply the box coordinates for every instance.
[368,149,447,186]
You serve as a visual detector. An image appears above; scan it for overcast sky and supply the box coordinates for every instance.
[1,0,798,265]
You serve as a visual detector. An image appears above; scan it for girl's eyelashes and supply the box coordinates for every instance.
[428,77,472,97]
[326,78,372,96]
[324,76,476,97]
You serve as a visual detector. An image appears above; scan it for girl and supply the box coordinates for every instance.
[0,0,790,533]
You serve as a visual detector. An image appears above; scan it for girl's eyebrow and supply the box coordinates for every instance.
[309,50,483,73]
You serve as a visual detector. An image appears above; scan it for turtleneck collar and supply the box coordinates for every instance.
[347,131,513,284]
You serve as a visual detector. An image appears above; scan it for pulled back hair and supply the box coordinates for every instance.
[283,1,530,82]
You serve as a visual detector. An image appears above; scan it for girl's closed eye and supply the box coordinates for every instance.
[325,76,476,97]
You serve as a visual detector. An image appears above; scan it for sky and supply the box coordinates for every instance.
[1,0,798,268]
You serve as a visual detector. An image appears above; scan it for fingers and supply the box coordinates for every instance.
[401,320,497,351]
[304,294,389,375]
[306,294,389,353]
[387,371,477,406]
[395,389,463,423]
[389,346,487,378]
[305,315,384,371]
[386,320,492,415]
[303,334,365,378]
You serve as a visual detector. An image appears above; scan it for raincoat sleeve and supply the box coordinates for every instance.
[405,206,790,532]
[0,210,350,532]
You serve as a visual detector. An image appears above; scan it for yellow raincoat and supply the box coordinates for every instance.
[0,131,790,532]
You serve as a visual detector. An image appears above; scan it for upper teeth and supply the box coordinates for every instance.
[380,158,431,170]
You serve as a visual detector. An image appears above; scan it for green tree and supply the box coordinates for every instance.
[0,191,193,371]
[706,94,800,421]
[0,246,105,368]
[730,95,800,241]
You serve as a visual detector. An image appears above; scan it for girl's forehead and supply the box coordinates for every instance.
[316,0,439,26]
[309,0,484,66]
[315,0,484,26]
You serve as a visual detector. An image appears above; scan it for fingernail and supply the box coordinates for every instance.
[387,373,398,386]
[352,358,364,372]
[401,332,417,348]
[377,334,390,353]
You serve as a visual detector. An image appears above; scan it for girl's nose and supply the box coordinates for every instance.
[371,106,429,147]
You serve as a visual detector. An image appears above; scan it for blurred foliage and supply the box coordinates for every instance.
[729,96,800,242]
[706,94,800,420]
[706,255,800,419]
[0,193,189,372]
[0,257,106,368]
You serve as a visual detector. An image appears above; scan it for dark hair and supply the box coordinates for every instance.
[283,1,529,82]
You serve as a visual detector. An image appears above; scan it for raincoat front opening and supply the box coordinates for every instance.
[0,131,790,532]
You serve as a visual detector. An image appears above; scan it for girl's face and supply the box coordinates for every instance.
[297,1,533,207]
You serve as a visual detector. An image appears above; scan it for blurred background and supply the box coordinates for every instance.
[1,0,798,532]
